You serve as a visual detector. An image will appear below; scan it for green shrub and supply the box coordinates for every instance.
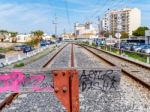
[25,38,39,47]
[14,62,25,68]
[92,43,97,47]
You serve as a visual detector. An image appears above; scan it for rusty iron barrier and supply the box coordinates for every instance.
[53,69,79,112]
[0,67,121,112]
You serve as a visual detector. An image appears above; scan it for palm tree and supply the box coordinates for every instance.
[30,30,44,47]
[31,30,44,41]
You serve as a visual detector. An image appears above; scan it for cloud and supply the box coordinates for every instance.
[0,3,53,33]
[0,0,149,34]
[0,2,102,33]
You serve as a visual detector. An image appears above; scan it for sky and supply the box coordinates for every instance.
[0,0,149,34]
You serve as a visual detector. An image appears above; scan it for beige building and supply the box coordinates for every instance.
[43,34,53,40]
[15,34,32,43]
[61,33,75,40]
[74,22,97,38]
[101,8,141,36]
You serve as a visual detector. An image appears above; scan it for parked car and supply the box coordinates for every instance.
[130,45,140,51]
[140,45,150,54]
[123,44,133,51]
[23,46,33,53]
[114,43,125,50]
[14,45,22,51]
[134,45,146,52]
[0,54,5,59]
[114,42,127,49]
[40,40,47,47]
[144,48,150,54]
[46,41,51,45]
[14,45,27,51]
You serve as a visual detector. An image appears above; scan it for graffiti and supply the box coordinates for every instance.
[0,70,53,93]
[79,69,120,92]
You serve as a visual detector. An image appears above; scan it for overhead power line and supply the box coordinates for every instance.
[85,0,124,22]
[64,0,71,32]
[90,0,111,19]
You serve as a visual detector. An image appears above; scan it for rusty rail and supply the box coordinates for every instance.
[0,94,19,110]
[43,44,68,67]
[53,43,79,112]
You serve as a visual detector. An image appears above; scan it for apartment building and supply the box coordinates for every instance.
[101,8,141,36]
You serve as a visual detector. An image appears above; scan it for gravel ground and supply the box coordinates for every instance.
[2,93,65,112]
[74,45,150,112]
[47,44,71,68]
[2,44,67,112]
[1,44,150,112]
[74,46,109,68]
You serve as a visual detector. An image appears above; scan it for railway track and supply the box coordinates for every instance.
[0,44,68,111]
[77,43,150,90]
[0,43,150,112]
[73,44,150,112]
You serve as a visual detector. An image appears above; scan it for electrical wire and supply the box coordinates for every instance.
[86,0,111,21]
[64,0,71,32]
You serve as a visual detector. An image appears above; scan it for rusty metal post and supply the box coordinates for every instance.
[53,70,79,112]
[70,70,79,112]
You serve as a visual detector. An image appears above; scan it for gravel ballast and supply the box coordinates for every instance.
[2,44,150,112]
[74,45,150,112]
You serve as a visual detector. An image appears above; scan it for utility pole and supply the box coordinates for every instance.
[64,28,66,35]
[53,15,58,38]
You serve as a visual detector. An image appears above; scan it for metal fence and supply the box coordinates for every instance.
[0,44,56,67]
[100,45,150,64]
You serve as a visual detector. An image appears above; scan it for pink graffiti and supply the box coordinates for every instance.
[0,70,53,93]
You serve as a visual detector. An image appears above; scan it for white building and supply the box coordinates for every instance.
[101,11,111,32]
[101,8,141,36]
[0,33,10,42]
[74,22,97,39]
[43,34,53,40]
[16,34,32,43]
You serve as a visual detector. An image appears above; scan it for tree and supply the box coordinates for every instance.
[121,32,129,39]
[100,31,110,37]
[10,32,18,43]
[52,34,56,38]
[10,32,17,37]
[29,30,44,47]
[132,27,149,36]
[0,30,8,34]
[31,30,44,41]
[0,30,9,42]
